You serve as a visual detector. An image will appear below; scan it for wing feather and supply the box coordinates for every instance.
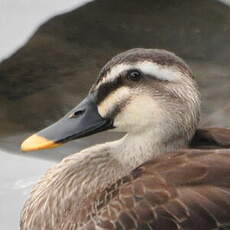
[83,147,230,230]
[191,128,230,148]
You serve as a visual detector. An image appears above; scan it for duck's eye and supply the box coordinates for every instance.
[127,70,142,81]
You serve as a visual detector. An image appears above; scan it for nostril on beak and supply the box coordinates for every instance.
[74,110,85,116]
[69,109,85,118]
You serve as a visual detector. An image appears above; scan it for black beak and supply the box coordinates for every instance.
[21,93,113,151]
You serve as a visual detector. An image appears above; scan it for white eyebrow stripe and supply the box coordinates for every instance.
[105,61,181,83]
[103,63,130,83]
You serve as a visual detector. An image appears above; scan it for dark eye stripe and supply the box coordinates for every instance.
[95,76,123,105]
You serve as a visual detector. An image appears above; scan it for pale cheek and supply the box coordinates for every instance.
[114,95,162,132]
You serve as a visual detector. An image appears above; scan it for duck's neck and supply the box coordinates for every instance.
[108,129,187,171]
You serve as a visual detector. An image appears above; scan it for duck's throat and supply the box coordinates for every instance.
[111,130,188,170]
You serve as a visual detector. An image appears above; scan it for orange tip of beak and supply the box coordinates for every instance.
[21,134,61,152]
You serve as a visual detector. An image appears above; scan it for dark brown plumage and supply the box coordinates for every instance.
[83,128,230,230]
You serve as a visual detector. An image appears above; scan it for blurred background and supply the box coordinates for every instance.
[0,0,230,229]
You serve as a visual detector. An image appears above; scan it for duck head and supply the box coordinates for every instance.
[21,48,200,151]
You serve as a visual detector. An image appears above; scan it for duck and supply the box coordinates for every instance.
[20,48,230,230]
